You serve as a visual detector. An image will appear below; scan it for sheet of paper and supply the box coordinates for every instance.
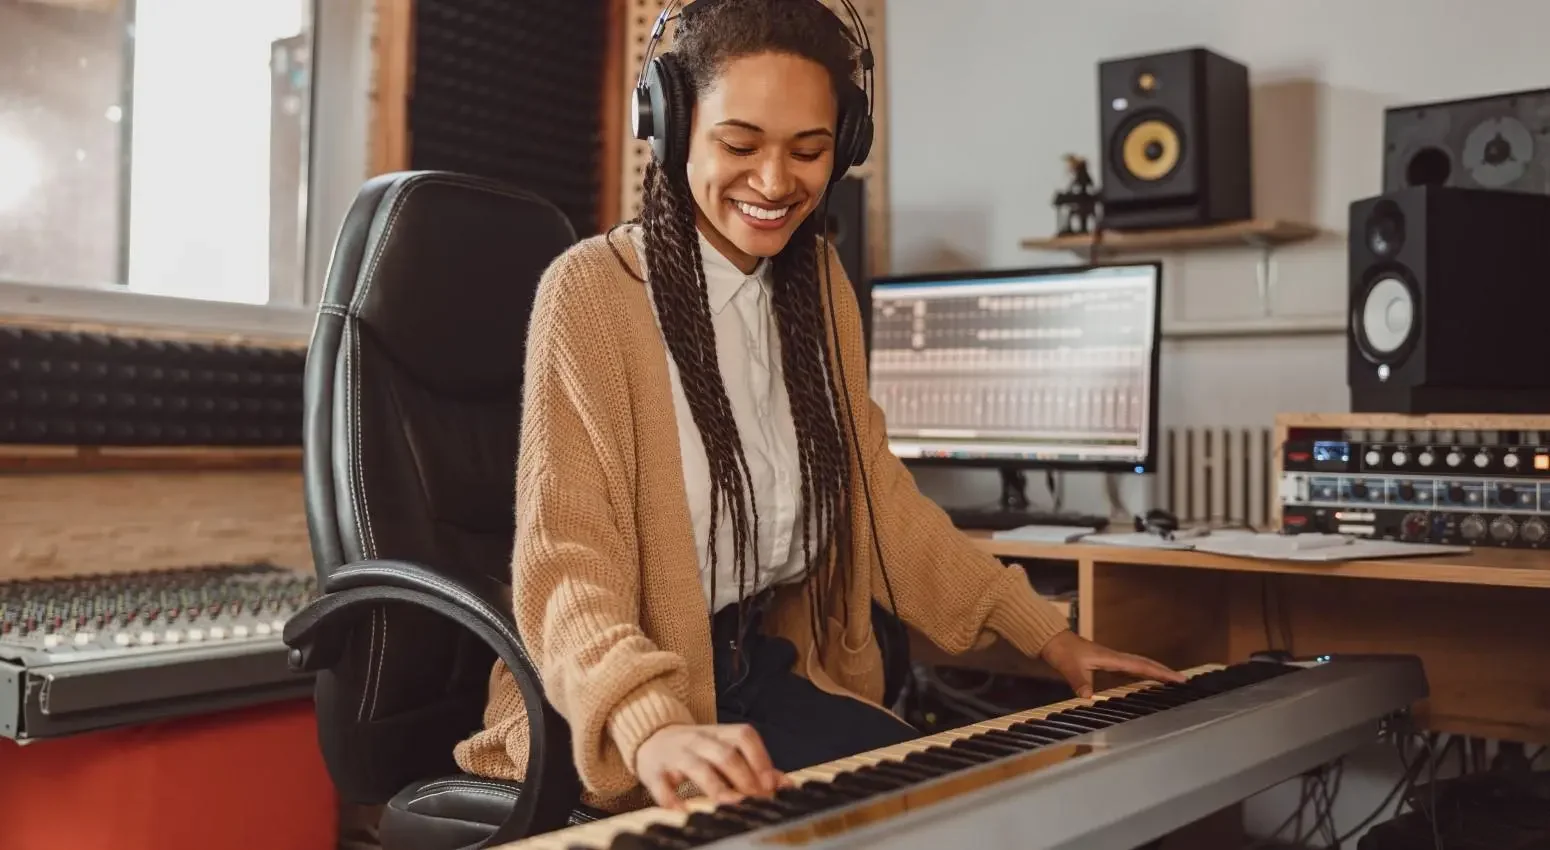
[990,525,1097,543]
[1191,533,1470,562]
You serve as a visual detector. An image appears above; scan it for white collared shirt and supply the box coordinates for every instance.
[632,228,808,613]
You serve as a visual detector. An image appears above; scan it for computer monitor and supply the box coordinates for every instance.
[867,262,1162,477]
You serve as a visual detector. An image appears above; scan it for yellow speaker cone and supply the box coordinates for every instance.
[1121,119,1181,181]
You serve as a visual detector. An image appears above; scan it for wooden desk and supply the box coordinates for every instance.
[941,536,1550,744]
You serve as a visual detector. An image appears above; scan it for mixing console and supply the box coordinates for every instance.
[0,563,313,663]
[0,563,318,740]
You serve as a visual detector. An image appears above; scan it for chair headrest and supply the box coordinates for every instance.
[319,171,578,396]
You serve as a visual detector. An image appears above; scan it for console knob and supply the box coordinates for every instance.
[1489,516,1517,542]
[1474,452,1491,468]
[1391,450,1408,466]
[1351,481,1369,499]
[1446,451,1463,467]
[1497,485,1519,506]
[1364,449,1381,466]
[1398,481,1416,501]
[1503,453,1521,469]
[1447,483,1467,504]
[1401,512,1428,540]
[1418,450,1435,466]
[1460,515,1488,540]
[1521,518,1548,544]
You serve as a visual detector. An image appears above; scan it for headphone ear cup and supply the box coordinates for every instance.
[649,53,694,170]
[831,81,871,182]
[638,58,671,164]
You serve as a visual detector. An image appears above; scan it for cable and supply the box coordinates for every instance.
[819,192,900,621]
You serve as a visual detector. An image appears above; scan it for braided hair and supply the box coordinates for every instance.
[637,0,862,647]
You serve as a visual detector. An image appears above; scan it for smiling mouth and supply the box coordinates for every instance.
[732,200,793,222]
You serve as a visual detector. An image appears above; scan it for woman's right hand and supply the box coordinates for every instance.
[635,723,784,809]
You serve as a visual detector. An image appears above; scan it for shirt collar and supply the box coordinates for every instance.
[698,230,770,315]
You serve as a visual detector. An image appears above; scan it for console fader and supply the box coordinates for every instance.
[1279,425,1550,548]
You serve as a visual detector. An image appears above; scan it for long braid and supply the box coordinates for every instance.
[640,161,763,635]
[770,218,854,654]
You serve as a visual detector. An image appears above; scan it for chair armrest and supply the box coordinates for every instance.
[282,559,581,842]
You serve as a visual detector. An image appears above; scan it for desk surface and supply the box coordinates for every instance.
[969,533,1550,590]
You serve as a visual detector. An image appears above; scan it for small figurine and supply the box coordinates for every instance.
[1052,154,1101,236]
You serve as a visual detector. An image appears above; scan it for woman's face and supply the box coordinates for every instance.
[686,51,837,273]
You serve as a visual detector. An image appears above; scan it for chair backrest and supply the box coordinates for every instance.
[302,171,576,803]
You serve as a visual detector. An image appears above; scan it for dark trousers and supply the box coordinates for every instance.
[711,600,918,772]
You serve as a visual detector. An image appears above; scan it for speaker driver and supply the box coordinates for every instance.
[1120,118,1182,181]
[1462,116,1534,188]
[1358,275,1416,359]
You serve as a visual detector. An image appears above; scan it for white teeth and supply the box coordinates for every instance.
[734,201,791,221]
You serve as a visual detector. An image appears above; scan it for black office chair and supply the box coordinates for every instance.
[282,169,918,850]
[281,170,588,850]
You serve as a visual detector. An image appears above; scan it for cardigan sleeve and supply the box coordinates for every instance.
[508,249,694,798]
[818,244,1072,659]
[859,395,1072,658]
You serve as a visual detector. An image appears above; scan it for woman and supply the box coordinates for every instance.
[453,0,1182,813]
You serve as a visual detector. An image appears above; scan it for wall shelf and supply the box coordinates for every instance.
[1021,219,1321,256]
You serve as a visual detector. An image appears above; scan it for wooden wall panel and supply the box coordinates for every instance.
[616,0,890,276]
[0,470,310,581]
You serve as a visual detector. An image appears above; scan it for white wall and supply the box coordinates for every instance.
[884,0,1550,840]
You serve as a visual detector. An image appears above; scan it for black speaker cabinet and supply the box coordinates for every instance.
[1097,47,1252,231]
[1383,87,1550,196]
[1348,186,1550,414]
[825,175,871,346]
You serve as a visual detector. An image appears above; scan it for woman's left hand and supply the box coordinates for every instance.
[1038,630,1186,699]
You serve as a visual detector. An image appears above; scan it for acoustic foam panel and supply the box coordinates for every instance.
[0,326,304,446]
[408,0,610,236]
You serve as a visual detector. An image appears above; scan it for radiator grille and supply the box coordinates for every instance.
[1156,426,1277,530]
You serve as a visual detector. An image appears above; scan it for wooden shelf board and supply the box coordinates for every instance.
[1021,219,1321,255]
[970,534,1550,590]
[0,445,303,473]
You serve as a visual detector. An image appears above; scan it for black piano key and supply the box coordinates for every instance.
[1009,721,1076,740]
[740,796,808,819]
[607,833,668,850]
[641,825,695,849]
[775,785,845,812]
[1031,716,1101,734]
[853,764,917,787]
[981,728,1056,748]
[926,744,995,764]
[1097,698,1158,716]
[1080,702,1145,720]
[716,801,784,825]
[904,750,974,772]
[949,736,1024,758]
[867,760,940,782]
[680,812,749,841]
[1062,706,1126,725]
[831,770,901,794]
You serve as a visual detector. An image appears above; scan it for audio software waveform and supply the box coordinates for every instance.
[869,271,1156,463]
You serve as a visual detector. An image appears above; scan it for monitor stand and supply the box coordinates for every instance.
[942,468,1111,531]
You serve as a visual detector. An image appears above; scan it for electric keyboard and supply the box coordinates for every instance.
[496,656,1428,850]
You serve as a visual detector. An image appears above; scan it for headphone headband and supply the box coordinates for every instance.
[632,0,875,183]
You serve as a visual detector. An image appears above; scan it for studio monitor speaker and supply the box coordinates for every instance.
[1097,47,1253,231]
[1383,87,1550,196]
[825,176,871,346]
[1347,186,1550,414]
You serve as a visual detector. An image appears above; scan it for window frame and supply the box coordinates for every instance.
[0,0,380,341]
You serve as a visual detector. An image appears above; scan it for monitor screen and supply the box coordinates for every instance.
[867,262,1161,472]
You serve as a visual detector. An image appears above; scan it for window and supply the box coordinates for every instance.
[0,0,357,334]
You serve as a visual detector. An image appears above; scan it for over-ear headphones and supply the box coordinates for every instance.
[632,0,875,184]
